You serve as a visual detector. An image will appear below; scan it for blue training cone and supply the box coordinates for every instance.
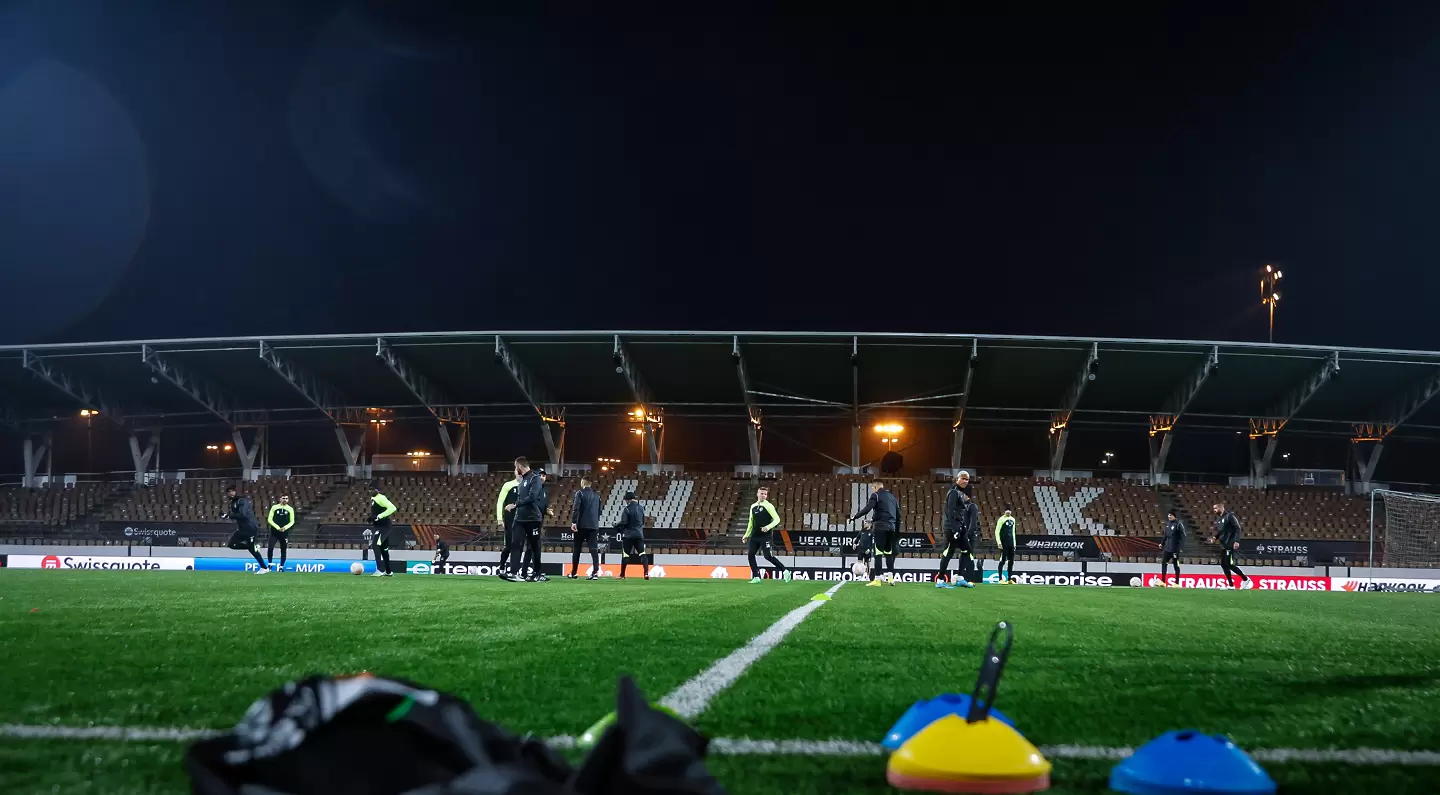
[883,693,1015,751]
[1109,730,1276,795]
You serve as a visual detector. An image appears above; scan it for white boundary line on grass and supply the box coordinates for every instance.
[5,724,1439,766]
[658,580,846,720]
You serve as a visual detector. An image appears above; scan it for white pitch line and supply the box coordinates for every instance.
[4,724,1439,767]
[0,724,219,742]
[658,581,845,720]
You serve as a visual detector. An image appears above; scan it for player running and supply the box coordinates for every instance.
[851,481,900,585]
[994,505,1017,584]
[265,494,295,572]
[1157,510,1186,587]
[615,491,649,580]
[1210,502,1250,588]
[744,486,791,583]
[222,485,268,574]
[369,480,398,577]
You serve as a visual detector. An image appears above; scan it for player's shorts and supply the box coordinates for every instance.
[433,550,450,564]
[227,528,257,550]
[871,525,896,555]
[747,533,774,555]
[373,525,392,549]
[1161,550,1180,562]
[573,528,597,544]
[269,528,289,538]
[621,537,646,558]
[855,548,873,563]
[1000,538,1016,555]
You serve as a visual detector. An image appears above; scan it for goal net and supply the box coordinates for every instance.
[1372,489,1440,569]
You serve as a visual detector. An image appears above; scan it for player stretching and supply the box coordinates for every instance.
[369,481,398,577]
[1157,510,1186,586]
[266,494,295,572]
[1210,502,1250,588]
[994,505,1017,584]
[744,486,791,583]
[852,481,900,586]
[223,485,268,574]
[937,475,976,588]
[615,491,649,580]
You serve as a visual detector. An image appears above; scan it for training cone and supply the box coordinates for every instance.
[887,714,1051,793]
[883,693,1015,750]
[1109,730,1276,795]
[577,703,683,750]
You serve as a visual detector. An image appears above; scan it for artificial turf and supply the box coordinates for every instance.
[1,570,1438,794]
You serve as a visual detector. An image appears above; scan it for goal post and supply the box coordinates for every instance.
[1369,489,1440,577]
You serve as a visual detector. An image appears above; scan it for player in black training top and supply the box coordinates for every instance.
[223,485,269,574]
[615,491,649,580]
[433,537,450,568]
[938,483,978,589]
[568,477,602,580]
[852,481,900,586]
[1157,510,1186,587]
[849,524,876,582]
[1210,502,1250,588]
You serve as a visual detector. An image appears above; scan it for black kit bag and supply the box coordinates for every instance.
[185,675,724,795]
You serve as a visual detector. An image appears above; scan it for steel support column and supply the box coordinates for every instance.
[1248,351,1340,487]
[22,431,52,488]
[1049,342,1099,477]
[495,336,565,472]
[733,336,762,471]
[1148,345,1219,481]
[129,429,161,486]
[851,336,860,471]
[951,338,978,470]
[613,336,661,467]
[335,426,366,479]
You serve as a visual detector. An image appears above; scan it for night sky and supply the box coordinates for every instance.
[4,3,1440,348]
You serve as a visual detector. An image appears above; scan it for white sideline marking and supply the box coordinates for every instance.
[0,724,219,742]
[658,581,846,720]
[4,724,1439,766]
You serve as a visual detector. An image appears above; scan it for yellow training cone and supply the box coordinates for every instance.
[887,714,1051,793]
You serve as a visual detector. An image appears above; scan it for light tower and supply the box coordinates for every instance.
[1261,264,1283,343]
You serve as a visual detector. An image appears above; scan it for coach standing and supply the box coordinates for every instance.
[568,477,602,579]
[504,458,542,582]
[495,470,520,577]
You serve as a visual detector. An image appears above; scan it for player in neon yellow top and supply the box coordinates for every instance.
[266,494,296,572]
[744,486,791,583]
[369,481,398,577]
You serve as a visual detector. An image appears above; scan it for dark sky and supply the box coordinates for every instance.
[4,3,1440,348]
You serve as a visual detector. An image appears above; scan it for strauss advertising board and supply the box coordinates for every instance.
[1140,573,1331,590]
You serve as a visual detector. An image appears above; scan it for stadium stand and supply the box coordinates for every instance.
[106,476,337,523]
[0,482,119,527]
[1170,484,1372,542]
[321,471,742,535]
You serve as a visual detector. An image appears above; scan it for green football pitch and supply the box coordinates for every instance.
[2,571,1439,794]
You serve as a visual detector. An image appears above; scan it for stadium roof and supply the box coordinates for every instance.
[2,331,1440,442]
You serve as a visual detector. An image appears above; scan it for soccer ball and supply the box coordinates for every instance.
[350,562,364,575]
[851,562,866,578]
